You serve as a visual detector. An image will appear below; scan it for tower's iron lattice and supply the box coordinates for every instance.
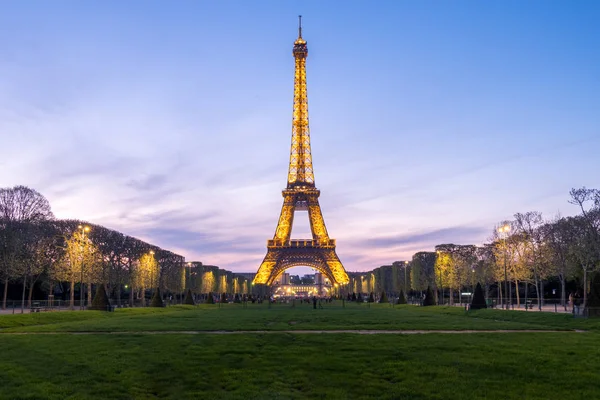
[253,17,349,286]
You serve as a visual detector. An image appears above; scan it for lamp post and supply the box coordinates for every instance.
[436,251,443,305]
[471,266,476,303]
[78,225,90,310]
[149,250,155,295]
[404,261,409,298]
[498,224,511,310]
[186,262,192,290]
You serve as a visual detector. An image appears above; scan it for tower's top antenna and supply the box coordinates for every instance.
[298,15,302,38]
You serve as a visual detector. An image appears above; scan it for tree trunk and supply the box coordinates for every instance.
[129,284,134,307]
[117,286,122,307]
[87,278,92,306]
[524,281,528,309]
[534,278,541,311]
[2,278,8,310]
[560,274,566,311]
[515,280,520,307]
[583,266,588,310]
[497,281,501,307]
[21,275,27,313]
[28,281,34,308]
[70,278,75,310]
[509,281,513,309]
[499,282,503,307]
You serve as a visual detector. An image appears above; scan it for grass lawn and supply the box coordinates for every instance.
[2,302,599,333]
[1,304,598,399]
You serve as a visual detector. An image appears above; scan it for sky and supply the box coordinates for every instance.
[0,0,599,273]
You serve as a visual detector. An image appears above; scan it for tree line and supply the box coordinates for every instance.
[354,187,600,310]
[0,186,245,310]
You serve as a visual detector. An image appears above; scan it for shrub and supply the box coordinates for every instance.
[89,284,111,311]
[397,290,407,304]
[184,289,195,305]
[220,293,227,303]
[351,292,357,302]
[150,288,164,308]
[206,292,215,304]
[423,286,436,306]
[357,293,363,303]
[587,273,600,317]
[379,291,388,303]
[470,282,487,310]
[234,294,241,303]
[368,292,375,303]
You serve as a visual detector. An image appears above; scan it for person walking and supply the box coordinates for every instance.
[569,292,574,313]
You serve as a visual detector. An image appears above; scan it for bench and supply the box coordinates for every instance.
[524,301,533,310]
[30,302,43,313]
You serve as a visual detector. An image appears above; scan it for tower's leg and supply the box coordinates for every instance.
[254,249,281,285]
[307,195,329,242]
[273,195,295,243]
[322,249,350,285]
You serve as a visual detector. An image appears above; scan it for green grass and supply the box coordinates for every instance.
[1,304,599,399]
[0,333,598,399]
[2,302,597,333]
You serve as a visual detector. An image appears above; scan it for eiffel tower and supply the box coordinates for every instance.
[253,17,349,287]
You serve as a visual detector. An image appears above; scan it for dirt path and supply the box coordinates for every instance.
[0,329,585,335]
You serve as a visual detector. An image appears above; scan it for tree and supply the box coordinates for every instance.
[512,212,552,310]
[206,292,215,304]
[587,273,600,317]
[397,290,407,304]
[184,288,195,305]
[569,188,600,307]
[0,186,54,309]
[89,283,111,311]
[411,252,436,293]
[470,283,487,310]
[379,291,388,303]
[544,216,578,310]
[423,286,435,306]
[53,228,97,310]
[150,287,164,307]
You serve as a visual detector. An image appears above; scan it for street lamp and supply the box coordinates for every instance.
[78,225,90,310]
[498,224,511,310]
[149,250,155,293]
[186,262,192,290]
[436,250,443,305]
[404,261,409,298]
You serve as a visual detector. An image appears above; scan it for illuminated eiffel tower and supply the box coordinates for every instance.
[253,17,349,286]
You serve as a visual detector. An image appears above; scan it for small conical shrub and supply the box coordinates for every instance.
[150,288,164,307]
[397,290,407,304]
[234,294,241,303]
[587,273,600,317]
[220,293,227,303]
[184,289,195,305]
[423,286,436,306]
[368,292,375,303]
[206,292,215,304]
[379,291,388,303]
[357,293,363,303]
[470,282,487,310]
[351,292,357,302]
[89,284,111,311]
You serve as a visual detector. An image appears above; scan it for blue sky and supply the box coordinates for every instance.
[1,1,598,272]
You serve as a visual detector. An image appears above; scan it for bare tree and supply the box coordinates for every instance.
[0,186,54,309]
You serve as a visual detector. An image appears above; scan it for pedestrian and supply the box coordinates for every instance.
[569,292,574,312]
